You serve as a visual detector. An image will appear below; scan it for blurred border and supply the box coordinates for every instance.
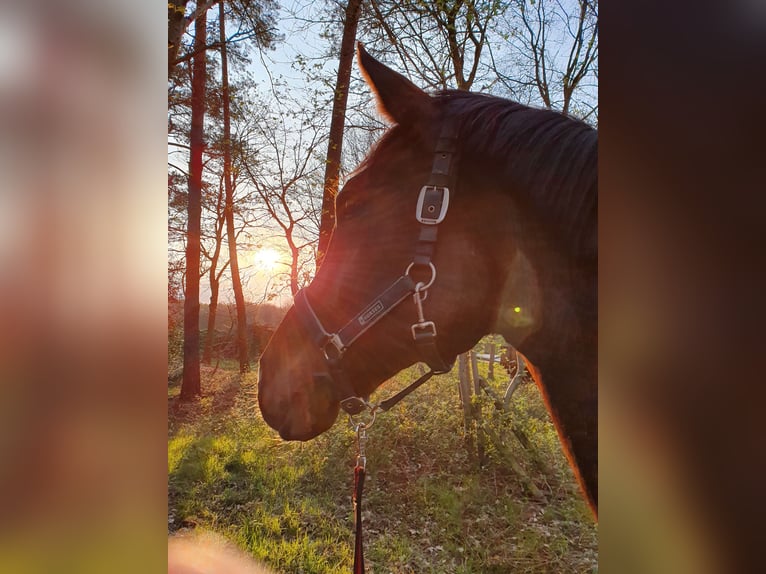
[600,1,766,571]
[0,0,168,572]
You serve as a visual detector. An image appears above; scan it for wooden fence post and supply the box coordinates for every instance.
[504,349,526,409]
[470,350,487,466]
[457,352,475,456]
[487,342,496,380]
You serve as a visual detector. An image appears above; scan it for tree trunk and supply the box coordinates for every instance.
[288,241,300,296]
[180,8,208,401]
[202,181,226,365]
[202,278,219,365]
[316,0,363,267]
[220,3,250,373]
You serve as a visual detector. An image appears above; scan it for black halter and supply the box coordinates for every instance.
[292,120,459,415]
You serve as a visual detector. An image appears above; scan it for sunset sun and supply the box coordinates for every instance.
[252,248,281,271]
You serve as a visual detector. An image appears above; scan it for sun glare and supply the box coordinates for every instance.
[253,248,281,271]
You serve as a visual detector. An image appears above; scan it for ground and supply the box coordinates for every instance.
[168,357,597,573]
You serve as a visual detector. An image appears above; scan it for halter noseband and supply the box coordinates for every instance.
[292,119,459,415]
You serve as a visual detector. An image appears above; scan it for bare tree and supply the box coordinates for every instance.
[490,0,598,120]
[198,146,261,365]
[200,176,230,364]
[363,0,505,91]
[170,0,284,381]
[241,89,325,296]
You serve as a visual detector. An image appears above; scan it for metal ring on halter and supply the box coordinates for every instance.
[404,261,436,291]
[348,406,377,432]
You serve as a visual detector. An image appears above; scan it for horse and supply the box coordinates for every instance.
[258,43,597,514]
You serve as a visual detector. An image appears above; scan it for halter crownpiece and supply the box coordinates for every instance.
[292,118,459,415]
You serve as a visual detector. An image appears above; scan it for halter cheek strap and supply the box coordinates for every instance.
[406,120,458,373]
[414,120,457,265]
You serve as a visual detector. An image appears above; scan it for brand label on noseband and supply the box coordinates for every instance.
[358,300,384,325]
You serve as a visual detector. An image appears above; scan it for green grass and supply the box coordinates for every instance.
[168,347,597,573]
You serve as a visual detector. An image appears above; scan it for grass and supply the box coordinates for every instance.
[168,348,597,573]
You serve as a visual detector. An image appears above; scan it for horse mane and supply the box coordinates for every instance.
[439,91,598,261]
[354,90,597,261]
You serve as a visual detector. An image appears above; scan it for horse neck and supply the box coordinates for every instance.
[488,193,599,514]
[456,109,598,510]
[509,129,598,262]
[491,207,597,357]
[457,99,598,262]
[487,139,598,507]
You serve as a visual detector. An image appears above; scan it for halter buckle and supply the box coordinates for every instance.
[416,185,450,225]
[411,321,437,341]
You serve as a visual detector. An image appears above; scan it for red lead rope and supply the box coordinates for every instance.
[353,464,366,573]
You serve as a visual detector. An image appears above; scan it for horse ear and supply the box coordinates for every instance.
[357,42,434,126]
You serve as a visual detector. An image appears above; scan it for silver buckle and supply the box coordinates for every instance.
[411,321,437,340]
[416,185,449,224]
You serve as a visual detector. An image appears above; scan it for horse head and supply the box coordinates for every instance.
[258,45,524,440]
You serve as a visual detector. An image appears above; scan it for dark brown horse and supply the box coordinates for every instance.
[258,44,597,513]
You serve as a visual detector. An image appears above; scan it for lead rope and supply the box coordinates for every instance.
[353,423,367,573]
[353,464,365,574]
[351,419,370,573]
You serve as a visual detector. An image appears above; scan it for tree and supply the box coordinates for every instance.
[168,0,193,75]
[317,0,365,267]
[201,176,230,365]
[220,1,250,372]
[363,0,505,91]
[240,87,325,296]
[170,0,283,383]
[181,7,209,401]
[170,43,231,370]
[490,0,598,120]
[168,0,280,75]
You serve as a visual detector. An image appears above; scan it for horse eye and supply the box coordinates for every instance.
[338,195,364,218]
